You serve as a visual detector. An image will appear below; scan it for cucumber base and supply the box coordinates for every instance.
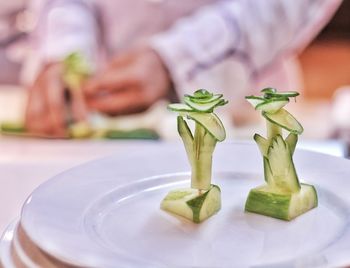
[161,184,221,223]
[245,183,317,221]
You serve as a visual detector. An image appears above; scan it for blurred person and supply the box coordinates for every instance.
[0,0,29,84]
[23,0,341,136]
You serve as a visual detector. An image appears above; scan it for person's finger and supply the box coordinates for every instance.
[44,65,66,136]
[83,69,137,97]
[70,87,88,122]
[25,87,44,122]
[28,113,54,136]
[86,88,150,115]
[25,83,52,134]
[108,53,133,68]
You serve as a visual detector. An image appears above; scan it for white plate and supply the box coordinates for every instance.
[0,220,16,268]
[20,142,350,267]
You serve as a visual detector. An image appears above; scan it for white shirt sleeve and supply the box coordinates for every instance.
[22,0,100,84]
[150,0,341,97]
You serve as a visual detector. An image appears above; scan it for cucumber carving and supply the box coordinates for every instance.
[161,89,228,223]
[62,52,91,91]
[62,52,94,138]
[245,88,317,220]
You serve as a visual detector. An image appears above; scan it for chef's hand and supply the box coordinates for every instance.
[25,63,66,136]
[25,63,88,137]
[83,47,171,115]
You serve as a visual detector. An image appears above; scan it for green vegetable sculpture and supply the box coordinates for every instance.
[62,52,93,138]
[245,88,318,220]
[161,89,228,223]
[63,52,91,91]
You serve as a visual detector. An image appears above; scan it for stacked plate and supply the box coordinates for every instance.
[1,143,350,268]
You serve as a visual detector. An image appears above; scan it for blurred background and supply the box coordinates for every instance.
[0,0,348,157]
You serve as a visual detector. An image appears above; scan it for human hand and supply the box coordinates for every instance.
[83,47,171,115]
[25,63,88,137]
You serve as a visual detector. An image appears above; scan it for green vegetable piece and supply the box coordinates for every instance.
[263,108,303,135]
[63,52,91,90]
[62,52,93,133]
[264,91,300,99]
[186,112,226,142]
[245,183,317,221]
[1,121,26,133]
[161,185,221,223]
[178,117,216,190]
[267,135,300,192]
[193,89,213,99]
[245,96,265,108]
[188,94,223,104]
[68,122,93,139]
[254,134,269,157]
[177,116,194,164]
[105,128,160,140]
[184,96,227,113]
[255,98,289,114]
[168,103,194,112]
[263,156,274,185]
[261,87,277,94]
[285,133,298,156]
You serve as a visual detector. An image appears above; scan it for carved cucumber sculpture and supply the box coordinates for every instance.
[161,89,228,223]
[245,88,317,220]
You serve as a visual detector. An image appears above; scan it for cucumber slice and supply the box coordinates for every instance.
[245,183,317,221]
[186,112,226,142]
[184,89,214,100]
[192,89,213,99]
[255,98,289,114]
[168,103,193,112]
[254,133,269,156]
[63,52,90,90]
[189,185,221,222]
[263,108,303,134]
[161,185,221,223]
[105,128,160,140]
[1,121,26,133]
[191,123,216,190]
[245,96,265,108]
[267,135,300,192]
[285,133,298,155]
[177,116,194,164]
[264,91,300,98]
[161,188,196,221]
[266,120,282,142]
[186,94,223,104]
[261,87,276,94]
[263,156,274,185]
[288,184,318,219]
[184,96,226,112]
[255,134,300,187]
